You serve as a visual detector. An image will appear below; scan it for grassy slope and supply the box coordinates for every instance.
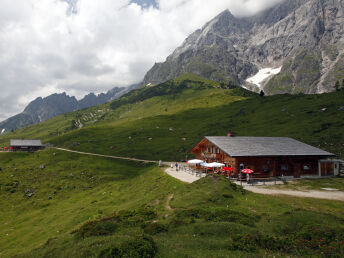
[17,165,344,257]
[2,74,343,161]
[0,74,244,147]
[1,152,343,257]
[50,90,344,161]
[1,74,344,256]
[0,150,181,257]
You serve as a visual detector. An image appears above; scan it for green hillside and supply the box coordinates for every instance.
[0,74,246,147]
[1,74,343,161]
[1,75,344,257]
[1,151,343,257]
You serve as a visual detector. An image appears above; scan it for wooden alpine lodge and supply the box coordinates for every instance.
[191,136,339,178]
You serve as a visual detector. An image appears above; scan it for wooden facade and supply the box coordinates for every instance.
[191,138,333,178]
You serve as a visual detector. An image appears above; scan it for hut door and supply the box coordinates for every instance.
[294,165,300,178]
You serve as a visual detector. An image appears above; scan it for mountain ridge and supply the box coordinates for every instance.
[0,84,139,133]
[143,0,344,94]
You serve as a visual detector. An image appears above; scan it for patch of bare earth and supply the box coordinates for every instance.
[165,194,174,211]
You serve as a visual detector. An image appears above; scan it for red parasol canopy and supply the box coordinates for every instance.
[241,169,254,174]
[222,167,234,171]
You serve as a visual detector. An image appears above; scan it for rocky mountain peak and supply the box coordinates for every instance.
[0,84,138,133]
[143,0,344,95]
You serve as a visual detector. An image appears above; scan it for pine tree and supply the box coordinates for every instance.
[342,79,344,90]
[259,90,265,97]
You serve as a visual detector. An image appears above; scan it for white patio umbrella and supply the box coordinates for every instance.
[186,159,204,164]
[200,162,210,167]
[207,162,225,168]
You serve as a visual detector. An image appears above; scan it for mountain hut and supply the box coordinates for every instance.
[10,139,45,152]
[190,136,337,178]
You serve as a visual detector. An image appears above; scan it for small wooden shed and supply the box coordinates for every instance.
[10,139,44,152]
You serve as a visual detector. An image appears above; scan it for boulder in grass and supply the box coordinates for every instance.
[27,192,34,197]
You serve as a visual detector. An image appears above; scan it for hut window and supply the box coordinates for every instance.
[266,160,271,165]
[281,165,287,171]
[263,165,269,172]
[303,165,310,170]
[207,147,211,153]
[215,148,220,154]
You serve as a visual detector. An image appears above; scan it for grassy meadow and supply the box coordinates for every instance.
[0,74,344,257]
[0,150,343,257]
[49,89,344,161]
[0,150,181,257]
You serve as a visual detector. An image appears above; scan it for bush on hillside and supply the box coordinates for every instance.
[117,207,157,226]
[142,222,168,235]
[74,208,158,239]
[228,226,344,256]
[98,235,158,258]
[75,218,119,239]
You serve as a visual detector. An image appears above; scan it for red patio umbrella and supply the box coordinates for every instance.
[241,169,254,174]
[222,167,234,171]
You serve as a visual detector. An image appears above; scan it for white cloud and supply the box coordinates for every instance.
[0,0,284,121]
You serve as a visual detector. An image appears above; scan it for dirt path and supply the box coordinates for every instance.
[245,186,344,201]
[165,194,174,211]
[54,147,159,163]
[164,167,205,183]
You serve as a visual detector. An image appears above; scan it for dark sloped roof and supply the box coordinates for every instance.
[10,139,43,147]
[205,136,335,157]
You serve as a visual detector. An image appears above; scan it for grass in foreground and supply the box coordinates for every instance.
[1,151,343,257]
[0,150,181,257]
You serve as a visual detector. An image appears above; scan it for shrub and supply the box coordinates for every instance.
[227,226,344,256]
[142,222,168,235]
[99,235,158,258]
[117,208,157,226]
[74,208,158,239]
[75,218,119,239]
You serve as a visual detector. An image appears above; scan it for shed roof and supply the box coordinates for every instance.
[10,139,43,147]
[205,136,335,157]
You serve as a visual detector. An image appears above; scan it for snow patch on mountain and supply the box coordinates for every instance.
[1,128,5,134]
[246,67,282,89]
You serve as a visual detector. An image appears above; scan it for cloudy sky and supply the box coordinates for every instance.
[0,0,284,121]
